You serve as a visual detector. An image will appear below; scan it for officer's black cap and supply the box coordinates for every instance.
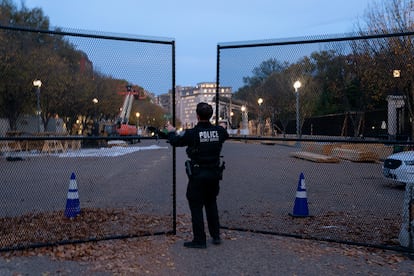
[196,102,213,120]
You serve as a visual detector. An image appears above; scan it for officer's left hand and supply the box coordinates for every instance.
[166,122,176,132]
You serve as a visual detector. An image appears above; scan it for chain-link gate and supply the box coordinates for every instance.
[0,25,175,251]
[217,31,414,252]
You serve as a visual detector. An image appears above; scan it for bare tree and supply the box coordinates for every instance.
[356,0,414,139]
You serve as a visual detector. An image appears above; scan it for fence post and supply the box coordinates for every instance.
[399,182,414,249]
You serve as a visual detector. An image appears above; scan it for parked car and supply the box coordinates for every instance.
[382,151,414,184]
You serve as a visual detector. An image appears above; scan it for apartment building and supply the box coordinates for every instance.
[175,82,232,128]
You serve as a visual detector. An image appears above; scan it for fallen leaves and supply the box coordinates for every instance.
[222,210,402,246]
[0,215,193,274]
[0,214,413,275]
[0,207,172,250]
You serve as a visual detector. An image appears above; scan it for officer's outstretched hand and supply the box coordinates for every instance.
[166,122,176,133]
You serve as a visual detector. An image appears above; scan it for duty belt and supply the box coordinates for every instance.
[192,162,219,168]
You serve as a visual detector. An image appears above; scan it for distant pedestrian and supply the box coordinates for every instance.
[167,102,228,248]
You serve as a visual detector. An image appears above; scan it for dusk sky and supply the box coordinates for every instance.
[21,0,375,91]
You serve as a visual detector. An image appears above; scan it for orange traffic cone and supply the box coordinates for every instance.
[289,172,310,217]
[64,172,81,218]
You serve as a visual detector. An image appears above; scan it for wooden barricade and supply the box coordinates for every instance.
[63,140,82,151]
[0,141,22,153]
[9,141,22,151]
[3,132,84,154]
[0,141,11,153]
[331,147,378,162]
[297,142,393,163]
[338,144,393,161]
[23,140,44,152]
[302,142,340,155]
[41,140,65,154]
[290,151,340,163]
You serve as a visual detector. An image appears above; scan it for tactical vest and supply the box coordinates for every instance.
[186,124,225,165]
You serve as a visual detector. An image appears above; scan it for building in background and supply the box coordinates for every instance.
[175,82,232,128]
[158,82,233,128]
[156,93,172,122]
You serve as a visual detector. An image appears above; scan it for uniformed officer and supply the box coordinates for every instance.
[167,102,229,248]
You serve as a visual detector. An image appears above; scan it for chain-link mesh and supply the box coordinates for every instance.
[219,141,402,247]
[0,25,174,251]
[217,31,414,252]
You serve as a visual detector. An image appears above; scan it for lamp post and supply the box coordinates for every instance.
[257,97,263,135]
[135,112,140,128]
[92,98,98,122]
[293,80,302,138]
[387,70,403,141]
[241,105,249,135]
[33,79,42,133]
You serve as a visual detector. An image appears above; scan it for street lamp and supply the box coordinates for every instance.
[257,98,263,135]
[92,98,98,121]
[135,112,140,128]
[33,79,42,133]
[388,70,403,140]
[240,105,249,135]
[293,80,302,138]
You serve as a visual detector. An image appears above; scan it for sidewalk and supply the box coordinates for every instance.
[1,217,413,275]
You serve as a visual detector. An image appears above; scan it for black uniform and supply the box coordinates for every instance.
[168,121,229,244]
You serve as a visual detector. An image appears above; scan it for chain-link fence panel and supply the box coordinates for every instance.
[0,25,175,251]
[218,32,414,139]
[217,31,414,252]
[219,140,406,249]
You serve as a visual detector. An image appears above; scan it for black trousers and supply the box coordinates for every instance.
[186,174,220,243]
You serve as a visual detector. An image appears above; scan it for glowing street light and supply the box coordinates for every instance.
[92,98,99,121]
[135,112,140,128]
[257,98,263,135]
[33,79,42,133]
[240,105,249,135]
[293,80,302,138]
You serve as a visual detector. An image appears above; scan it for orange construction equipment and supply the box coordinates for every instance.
[115,84,139,136]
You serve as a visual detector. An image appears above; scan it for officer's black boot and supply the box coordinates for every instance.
[183,240,207,249]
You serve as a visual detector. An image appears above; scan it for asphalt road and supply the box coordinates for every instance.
[0,140,173,217]
[219,140,402,216]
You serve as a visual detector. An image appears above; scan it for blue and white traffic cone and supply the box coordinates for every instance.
[64,172,81,218]
[289,172,310,217]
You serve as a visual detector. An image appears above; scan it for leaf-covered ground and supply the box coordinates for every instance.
[1,213,413,275]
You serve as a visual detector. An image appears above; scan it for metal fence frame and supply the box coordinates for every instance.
[0,25,176,251]
[216,32,414,254]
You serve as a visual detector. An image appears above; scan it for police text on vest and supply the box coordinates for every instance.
[199,130,219,142]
